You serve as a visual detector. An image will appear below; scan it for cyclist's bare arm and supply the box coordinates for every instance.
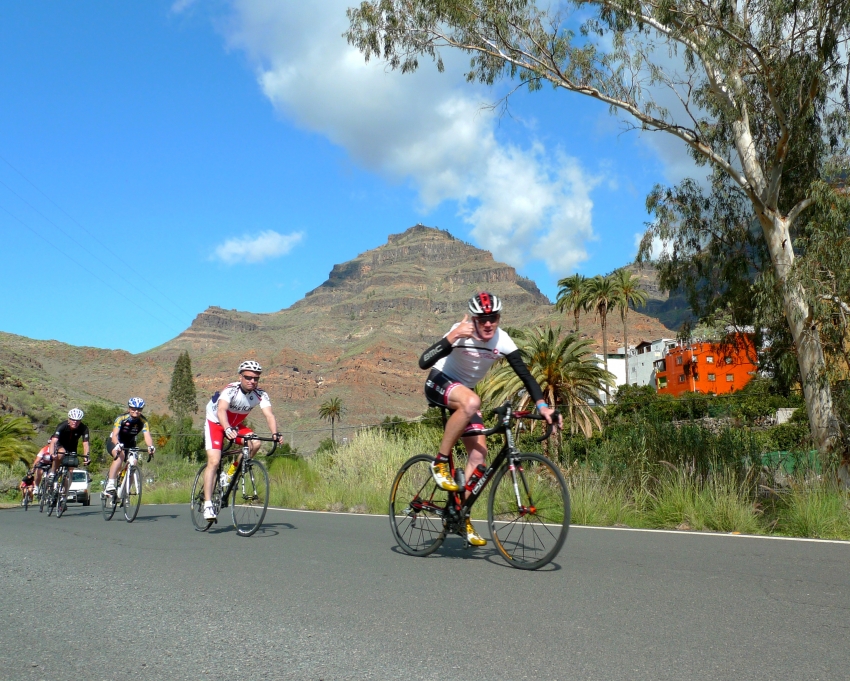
[260,405,282,443]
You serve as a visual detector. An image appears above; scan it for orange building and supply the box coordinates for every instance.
[655,334,758,396]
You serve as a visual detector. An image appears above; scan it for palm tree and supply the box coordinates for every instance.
[611,269,649,387]
[479,327,615,439]
[0,415,37,467]
[318,397,346,443]
[555,274,588,333]
[583,274,618,401]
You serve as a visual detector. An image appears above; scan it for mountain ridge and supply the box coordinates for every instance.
[1,225,677,448]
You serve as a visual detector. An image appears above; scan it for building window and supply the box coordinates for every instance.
[706,356,714,363]
[658,378,667,388]
[708,373,716,382]
[725,357,733,364]
[726,374,734,382]
[678,375,686,383]
[676,356,683,366]
[693,372,699,381]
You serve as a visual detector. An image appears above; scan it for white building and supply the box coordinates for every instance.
[628,338,677,388]
[595,338,677,402]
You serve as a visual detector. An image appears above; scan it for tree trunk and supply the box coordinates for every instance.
[759,213,839,454]
[601,311,609,404]
[622,309,629,387]
[574,308,580,334]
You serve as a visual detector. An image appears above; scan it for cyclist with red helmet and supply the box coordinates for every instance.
[419,291,562,546]
[202,361,282,521]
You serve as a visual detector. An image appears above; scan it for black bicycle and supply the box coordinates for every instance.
[189,434,276,536]
[389,402,570,570]
[46,452,86,518]
[37,467,51,513]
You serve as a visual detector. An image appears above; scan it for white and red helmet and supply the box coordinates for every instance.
[468,292,502,316]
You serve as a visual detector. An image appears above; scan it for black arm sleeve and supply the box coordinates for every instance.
[505,350,545,404]
[419,337,453,370]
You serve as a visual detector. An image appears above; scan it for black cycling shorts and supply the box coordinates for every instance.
[424,370,485,437]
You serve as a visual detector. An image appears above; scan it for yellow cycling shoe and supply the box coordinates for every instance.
[430,460,460,491]
[466,520,487,546]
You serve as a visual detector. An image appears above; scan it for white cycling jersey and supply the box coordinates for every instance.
[205,382,271,426]
[433,324,518,388]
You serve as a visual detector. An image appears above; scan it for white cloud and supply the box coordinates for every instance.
[222,0,597,276]
[171,0,198,14]
[212,230,304,265]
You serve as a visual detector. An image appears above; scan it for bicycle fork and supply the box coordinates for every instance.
[506,458,534,516]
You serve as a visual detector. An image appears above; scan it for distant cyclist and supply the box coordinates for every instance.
[48,408,91,494]
[202,361,282,521]
[104,398,155,496]
[418,292,562,546]
[19,470,35,506]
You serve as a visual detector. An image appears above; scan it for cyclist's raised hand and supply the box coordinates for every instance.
[447,314,475,343]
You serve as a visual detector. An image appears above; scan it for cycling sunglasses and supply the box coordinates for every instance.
[474,313,501,324]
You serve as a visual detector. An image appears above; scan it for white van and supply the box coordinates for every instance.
[67,469,91,506]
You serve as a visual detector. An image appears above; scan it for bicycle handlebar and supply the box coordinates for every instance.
[480,402,559,442]
[227,433,280,457]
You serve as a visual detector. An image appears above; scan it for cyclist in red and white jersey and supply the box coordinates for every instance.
[32,442,55,489]
[202,361,282,521]
[419,292,562,546]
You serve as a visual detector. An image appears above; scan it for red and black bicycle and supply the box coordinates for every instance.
[389,402,570,570]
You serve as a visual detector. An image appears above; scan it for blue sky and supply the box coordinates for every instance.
[0,1,697,353]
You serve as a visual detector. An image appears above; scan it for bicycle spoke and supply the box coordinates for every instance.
[231,459,269,536]
[487,453,570,570]
[123,467,142,522]
[389,455,448,557]
[190,464,212,531]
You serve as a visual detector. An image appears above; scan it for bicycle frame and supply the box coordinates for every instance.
[116,450,140,498]
[419,403,550,525]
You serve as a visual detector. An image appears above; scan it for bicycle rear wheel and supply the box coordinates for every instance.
[46,482,56,517]
[389,455,448,557]
[101,486,118,520]
[123,467,142,522]
[487,453,570,570]
[231,459,269,537]
[23,490,30,510]
[38,479,47,513]
[190,464,215,531]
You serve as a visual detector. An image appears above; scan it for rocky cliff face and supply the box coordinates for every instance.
[1,225,677,448]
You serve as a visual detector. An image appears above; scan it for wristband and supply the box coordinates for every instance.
[536,402,549,410]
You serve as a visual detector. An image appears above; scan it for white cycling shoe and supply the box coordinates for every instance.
[203,503,217,521]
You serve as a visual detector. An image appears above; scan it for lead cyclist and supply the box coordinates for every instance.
[202,361,282,521]
[419,291,562,546]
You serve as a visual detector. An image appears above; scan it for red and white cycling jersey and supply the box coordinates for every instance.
[34,445,53,467]
[205,383,271,427]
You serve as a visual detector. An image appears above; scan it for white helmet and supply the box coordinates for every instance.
[468,292,502,316]
[238,360,263,374]
[68,408,84,420]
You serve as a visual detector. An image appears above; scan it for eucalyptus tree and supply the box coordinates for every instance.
[479,326,614,438]
[319,397,346,443]
[346,0,850,452]
[555,274,588,333]
[611,269,648,385]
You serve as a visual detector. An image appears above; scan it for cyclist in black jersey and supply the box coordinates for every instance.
[419,292,562,546]
[104,397,155,496]
[48,408,91,495]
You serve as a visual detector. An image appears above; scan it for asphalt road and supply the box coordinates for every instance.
[1,502,849,681]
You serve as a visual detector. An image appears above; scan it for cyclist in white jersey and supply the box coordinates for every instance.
[419,292,562,546]
[202,360,282,520]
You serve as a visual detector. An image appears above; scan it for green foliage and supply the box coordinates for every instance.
[318,397,345,442]
[316,437,336,455]
[167,351,198,419]
[81,402,123,464]
[0,415,37,467]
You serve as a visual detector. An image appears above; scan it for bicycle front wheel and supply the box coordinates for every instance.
[123,467,142,522]
[38,480,47,513]
[231,459,269,537]
[487,453,570,570]
[389,455,448,557]
[190,464,214,531]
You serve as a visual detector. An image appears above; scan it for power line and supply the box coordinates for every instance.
[0,203,181,333]
[0,152,195,319]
